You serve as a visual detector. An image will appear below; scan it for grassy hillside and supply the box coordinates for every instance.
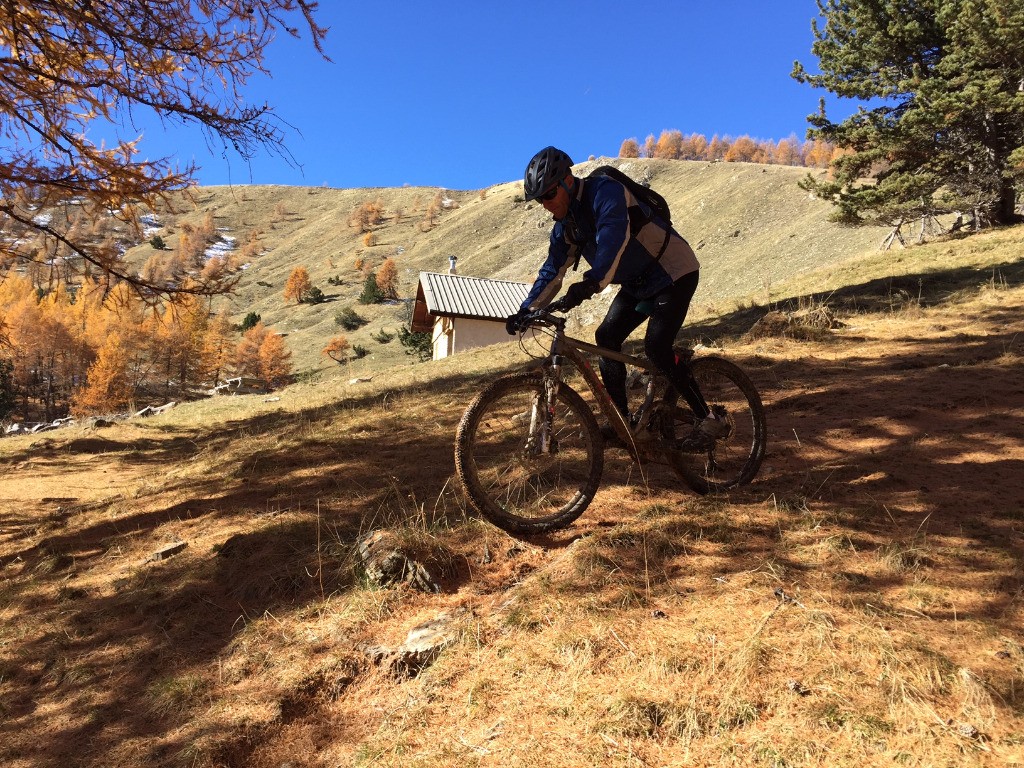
[132,159,891,375]
[2,213,1023,767]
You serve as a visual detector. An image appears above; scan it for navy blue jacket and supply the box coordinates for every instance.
[522,174,699,310]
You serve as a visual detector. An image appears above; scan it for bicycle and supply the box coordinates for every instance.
[454,308,767,534]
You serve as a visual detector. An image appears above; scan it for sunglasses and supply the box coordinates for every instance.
[538,184,560,202]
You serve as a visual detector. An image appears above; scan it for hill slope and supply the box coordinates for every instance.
[1,221,1023,767]
[135,159,891,374]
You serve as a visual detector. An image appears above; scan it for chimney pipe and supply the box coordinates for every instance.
[448,255,457,274]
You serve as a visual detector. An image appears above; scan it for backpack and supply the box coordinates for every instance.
[586,165,674,263]
[587,165,672,226]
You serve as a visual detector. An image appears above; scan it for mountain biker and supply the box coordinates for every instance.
[506,145,727,450]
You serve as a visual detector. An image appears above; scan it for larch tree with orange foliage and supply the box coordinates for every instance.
[375,258,400,300]
[707,135,730,161]
[618,138,640,158]
[2,280,73,420]
[234,322,268,380]
[283,266,313,304]
[322,335,350,364]
[152,294,210,398]
[258,331,292,388]
[724,135,758,163]
[802,139,835,170]
[653,130,683,160]
[200,311,238,388]
[774,137,804,167]
[641,134,657,159]
[72,333,133,416]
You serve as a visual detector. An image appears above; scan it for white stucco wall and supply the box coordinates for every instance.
[451,317,510,354]
[431,316,511,360]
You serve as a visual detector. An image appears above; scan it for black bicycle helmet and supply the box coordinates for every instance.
[523,146,573,201]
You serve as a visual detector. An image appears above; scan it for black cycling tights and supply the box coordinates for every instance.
[594,271,710,421]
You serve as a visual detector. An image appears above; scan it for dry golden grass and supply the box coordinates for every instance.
[2,221,1024,767]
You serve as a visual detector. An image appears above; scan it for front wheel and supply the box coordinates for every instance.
[455,372,604,534]
[659,356,767,494]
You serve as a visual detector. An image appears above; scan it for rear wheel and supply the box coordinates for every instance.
[455,372,604,534]
[659,356,766,494]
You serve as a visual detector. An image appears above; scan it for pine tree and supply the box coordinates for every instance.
[359,271,384,304]
[398,327,433,362]
[793,0,1024,226]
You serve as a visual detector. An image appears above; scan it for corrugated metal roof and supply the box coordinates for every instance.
[418,272,530,320]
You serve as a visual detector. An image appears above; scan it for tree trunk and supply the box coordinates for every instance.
[992,176,1021,225]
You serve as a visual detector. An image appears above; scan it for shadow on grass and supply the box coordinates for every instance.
[2,257,1024,766]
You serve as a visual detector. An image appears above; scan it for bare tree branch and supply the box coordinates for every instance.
[0,0,327,297]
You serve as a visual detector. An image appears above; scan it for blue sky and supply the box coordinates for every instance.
[129,1,854,191]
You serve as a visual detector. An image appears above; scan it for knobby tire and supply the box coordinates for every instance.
[661,356,766,494]
[455,372,603,534]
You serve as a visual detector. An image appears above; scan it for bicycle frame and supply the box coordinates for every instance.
[456,311,766,531]
[526,314,676,460]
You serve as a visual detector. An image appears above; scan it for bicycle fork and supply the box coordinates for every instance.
[525,357,564,456]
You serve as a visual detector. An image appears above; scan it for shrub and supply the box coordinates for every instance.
[370,328,394,344]
[239,312,262,331]
[335,307,366,331]
[398,326,432,361]
[352,344,369,359]
[149,235,166,250]
[303,286,326,304]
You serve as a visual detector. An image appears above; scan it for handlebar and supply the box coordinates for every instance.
[521,307,567,332]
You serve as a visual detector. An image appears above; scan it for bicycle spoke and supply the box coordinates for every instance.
[661,357,766,493]
[455,373,603,532]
